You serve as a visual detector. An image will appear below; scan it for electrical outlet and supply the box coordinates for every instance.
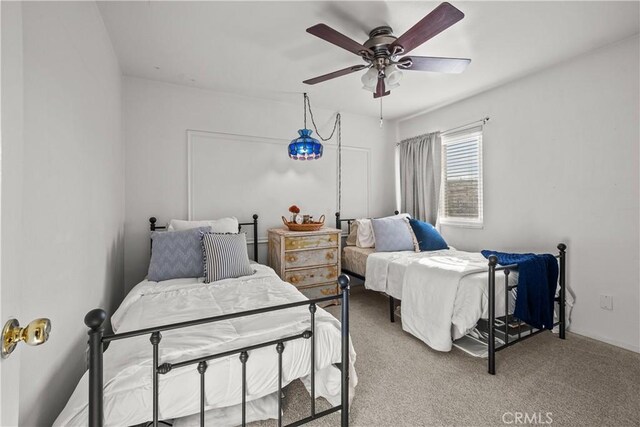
[600,295,613,310]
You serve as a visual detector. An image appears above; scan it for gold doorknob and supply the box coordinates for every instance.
[2,318,51,358]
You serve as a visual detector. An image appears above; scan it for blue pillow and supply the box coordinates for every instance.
[371,217,415,252]
[148,226,212,282]
[408,219,448,251]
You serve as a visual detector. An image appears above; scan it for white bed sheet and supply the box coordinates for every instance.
[365,249,516,314]
[365,250,518,346]
[54,264,357,427]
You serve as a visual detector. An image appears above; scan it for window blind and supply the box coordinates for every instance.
[440,127,483,226]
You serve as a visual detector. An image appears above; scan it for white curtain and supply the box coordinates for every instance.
[398,132,442,225]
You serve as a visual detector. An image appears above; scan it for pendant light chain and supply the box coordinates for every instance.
[303,93,308,129]
[304,94,339,142]
[303,93,342,212]
[337,113,342,213]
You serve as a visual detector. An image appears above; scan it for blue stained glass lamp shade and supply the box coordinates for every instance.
[289,129,323,160]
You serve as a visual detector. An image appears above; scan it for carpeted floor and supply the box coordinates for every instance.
[253,285,640,427]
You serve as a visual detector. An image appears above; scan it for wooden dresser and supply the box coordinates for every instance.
[268,227,341,305]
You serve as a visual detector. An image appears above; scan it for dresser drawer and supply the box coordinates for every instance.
[283,248,337,269]
[285,265,338,288]
[299,283,339,302]
[285,233,338,251]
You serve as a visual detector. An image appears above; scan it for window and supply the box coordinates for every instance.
[440,127,483,227]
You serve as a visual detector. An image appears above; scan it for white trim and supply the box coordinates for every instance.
[440,219,484,229]
[186,129,371,221]
[568,328,640,354]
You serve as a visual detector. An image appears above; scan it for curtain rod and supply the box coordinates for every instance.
[397,116,490,146]
[441,116,490,135]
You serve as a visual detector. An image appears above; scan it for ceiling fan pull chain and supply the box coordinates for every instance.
[379,97,384,128]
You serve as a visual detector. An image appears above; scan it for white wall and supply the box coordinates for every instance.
[123,77,396,291]
[4,2,125,425]
[397,36,640,352]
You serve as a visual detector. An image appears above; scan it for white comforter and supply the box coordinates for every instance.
[365,249,517,351]
[54,265,357,427]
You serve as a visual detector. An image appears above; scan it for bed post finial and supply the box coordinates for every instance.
[488,255,498,267]
[149,217,157,231]
[84,309,106,330]
[335,212,340,230]
[85,309,106,427]
[394,210,399,215]
[558,243,567,339]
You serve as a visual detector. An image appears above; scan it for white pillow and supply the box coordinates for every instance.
[168,217,239,234]
[355,219,375,248]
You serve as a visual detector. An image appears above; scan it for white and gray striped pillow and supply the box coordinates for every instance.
[201,232,254,283]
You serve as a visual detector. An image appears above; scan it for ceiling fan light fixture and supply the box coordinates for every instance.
[361,67,378,92]
[384,65,403,90]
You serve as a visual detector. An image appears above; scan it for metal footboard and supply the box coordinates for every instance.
[84,275,352,427]
[486,243,567,374]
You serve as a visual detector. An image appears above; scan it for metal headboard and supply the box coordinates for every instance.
[149,215,260,262]
[334,210,399,235]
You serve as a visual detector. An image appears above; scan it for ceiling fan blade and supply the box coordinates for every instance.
[307,24,373,56]
[390,2,465,55]
[373,77,390,98]
[399,56,470,73]
[303,65,367,85]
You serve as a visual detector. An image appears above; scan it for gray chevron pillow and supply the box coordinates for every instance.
[148,226,212,282]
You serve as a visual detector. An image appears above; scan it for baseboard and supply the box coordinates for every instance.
[568,327,640,353]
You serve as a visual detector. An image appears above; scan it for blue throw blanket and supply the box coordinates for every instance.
[481,250,558,330]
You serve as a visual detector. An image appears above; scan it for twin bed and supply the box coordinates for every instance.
[55,216,354,427]
[336,212,567,374]
[56,211,567,426]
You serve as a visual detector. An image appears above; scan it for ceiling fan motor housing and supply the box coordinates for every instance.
[363,26,398,60]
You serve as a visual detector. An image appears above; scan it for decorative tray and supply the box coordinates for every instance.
[281,215,325,232]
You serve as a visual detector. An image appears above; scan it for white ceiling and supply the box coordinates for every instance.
[97,1,639,119]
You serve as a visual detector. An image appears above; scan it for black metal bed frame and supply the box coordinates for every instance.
[334,211,567,375]
[150,215,259,262]
[335,212,399,323]
[84,215,352,426]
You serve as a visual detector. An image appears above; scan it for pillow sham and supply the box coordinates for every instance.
[168,217,239,233]
[409,219,448,251]
[148,226,212,282]
[355,213,411,248]
[345,221,359,246]
[201,232,254,283]
[371,217,416,252]
[355,219,375,248]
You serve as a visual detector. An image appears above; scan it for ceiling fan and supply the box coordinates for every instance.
[303,2,471,98]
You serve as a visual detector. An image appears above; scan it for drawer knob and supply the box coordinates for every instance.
[287,255,297,262]
[326,252,334,260]
[290,276,299,284]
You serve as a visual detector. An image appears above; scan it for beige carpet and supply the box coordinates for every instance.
[253,285,640,427]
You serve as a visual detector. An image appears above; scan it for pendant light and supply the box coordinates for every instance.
[288,93,323,160]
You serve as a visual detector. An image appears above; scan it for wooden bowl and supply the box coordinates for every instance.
[281,215,325,232]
